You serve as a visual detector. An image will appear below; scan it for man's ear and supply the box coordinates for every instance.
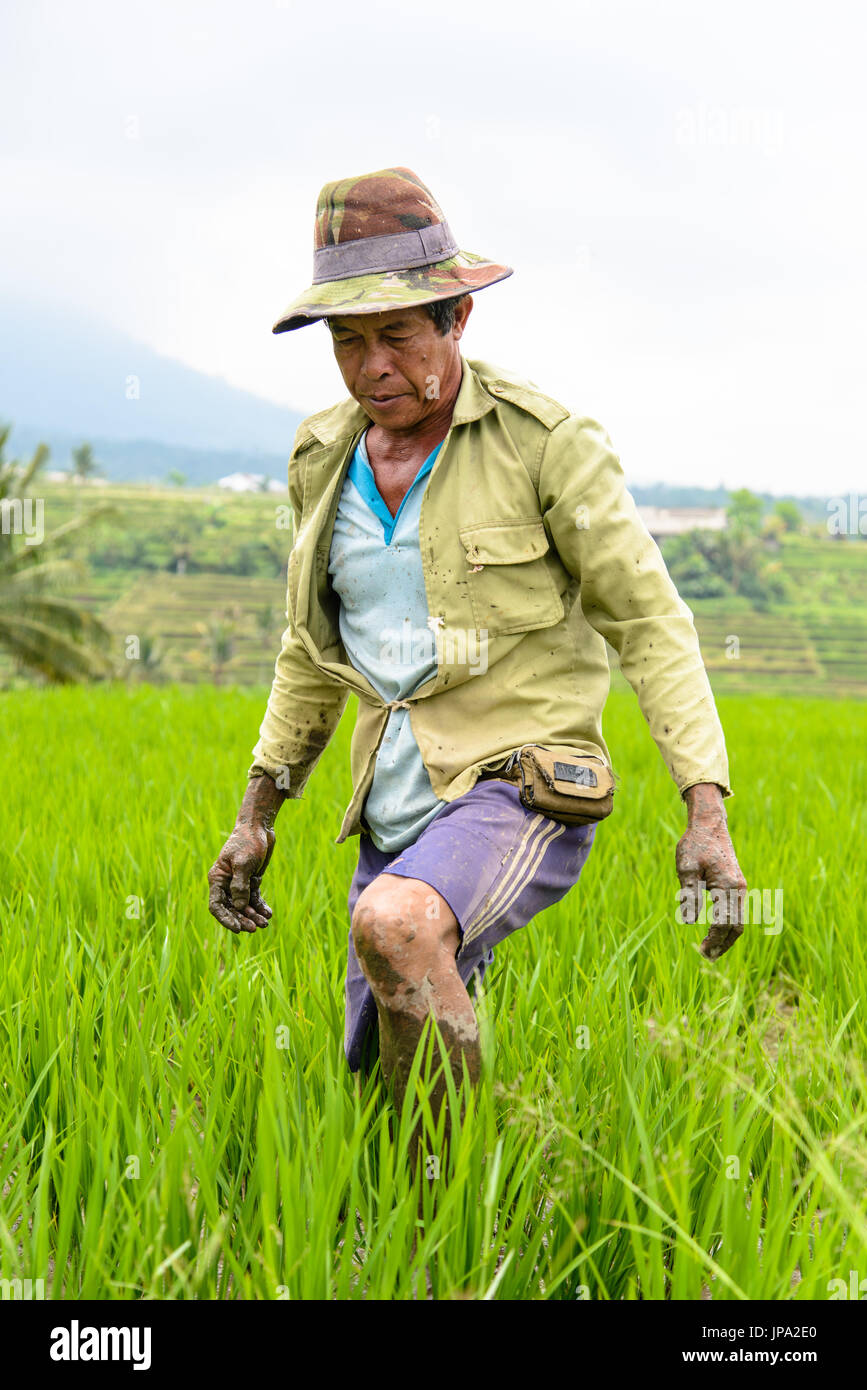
[453,295,473,341]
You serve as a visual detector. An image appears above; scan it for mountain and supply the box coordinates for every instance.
[0,295,306,482]
[0,297,838,513]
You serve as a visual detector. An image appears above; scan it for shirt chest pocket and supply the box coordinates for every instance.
[458,519,564,637]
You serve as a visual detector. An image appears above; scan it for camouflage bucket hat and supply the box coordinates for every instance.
[272,166,513,333]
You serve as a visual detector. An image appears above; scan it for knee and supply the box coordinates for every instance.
[351,885,432,982]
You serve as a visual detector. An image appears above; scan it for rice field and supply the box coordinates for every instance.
[7,487,866,698]
[1,682,865,1300]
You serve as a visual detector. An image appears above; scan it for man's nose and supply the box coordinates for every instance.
[359,339,395,380]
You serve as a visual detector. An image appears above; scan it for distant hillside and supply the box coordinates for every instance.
[627,482,830,525]
[0,294,304,475]
[1,430,291,488]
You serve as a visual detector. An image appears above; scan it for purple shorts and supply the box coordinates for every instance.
[344,779,597,1071]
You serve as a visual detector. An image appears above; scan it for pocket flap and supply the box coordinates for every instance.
[459,519,550,566]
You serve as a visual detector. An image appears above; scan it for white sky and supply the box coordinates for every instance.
[2,0,866,492]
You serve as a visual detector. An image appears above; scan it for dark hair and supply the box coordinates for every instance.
[324,293,468,336]
[423,294,469,335]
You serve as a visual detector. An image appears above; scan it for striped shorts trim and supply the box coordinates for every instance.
[460,812,566,947]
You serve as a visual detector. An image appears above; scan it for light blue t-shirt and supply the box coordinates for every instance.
[327,429,447,852]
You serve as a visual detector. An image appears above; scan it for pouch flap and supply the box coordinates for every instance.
[519,745,614,801]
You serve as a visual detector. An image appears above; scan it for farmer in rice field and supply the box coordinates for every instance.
[207,166,747,1116]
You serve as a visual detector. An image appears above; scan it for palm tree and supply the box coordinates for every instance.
[194,612,237,686]
[71,442,102,485]
[261,531,291,578]
[254,602,282,683]
[167,517,196,575]
[254,603,279,642]
[171,536,193,575]
[123,632,167,684]
[0,425,116,682]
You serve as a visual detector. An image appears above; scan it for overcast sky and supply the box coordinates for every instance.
[2,0,865,493]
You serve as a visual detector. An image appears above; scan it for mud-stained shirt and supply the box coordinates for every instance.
[250,356,733,843]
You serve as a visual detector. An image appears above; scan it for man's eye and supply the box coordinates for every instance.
[333,334,408,346]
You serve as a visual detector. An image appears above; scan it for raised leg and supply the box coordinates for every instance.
[351,873,481,1151]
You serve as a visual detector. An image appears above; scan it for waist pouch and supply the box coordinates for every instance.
[484,744,615,826]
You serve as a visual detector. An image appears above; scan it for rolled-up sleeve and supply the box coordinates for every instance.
[539,414,732,798]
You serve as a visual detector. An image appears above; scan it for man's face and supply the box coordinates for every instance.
[326,300,471,430]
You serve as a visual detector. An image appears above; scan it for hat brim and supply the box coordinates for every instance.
[272,249,512,333]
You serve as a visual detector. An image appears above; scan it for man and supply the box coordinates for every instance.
[207,166,746,1119]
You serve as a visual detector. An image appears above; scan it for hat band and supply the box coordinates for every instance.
[312,221,458,284]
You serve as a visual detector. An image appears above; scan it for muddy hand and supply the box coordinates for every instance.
[208,773,287,935]
[677,783,748,961]
[208,822,275,934]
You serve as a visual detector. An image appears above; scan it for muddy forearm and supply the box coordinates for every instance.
[683,782,727,823]
[238,772,288,831]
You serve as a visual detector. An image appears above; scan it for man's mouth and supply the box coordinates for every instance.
[365,393,405,403]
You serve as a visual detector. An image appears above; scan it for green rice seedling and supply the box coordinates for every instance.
[0,683,864,1299]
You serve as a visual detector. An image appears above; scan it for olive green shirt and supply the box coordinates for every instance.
[250,355,732,841]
